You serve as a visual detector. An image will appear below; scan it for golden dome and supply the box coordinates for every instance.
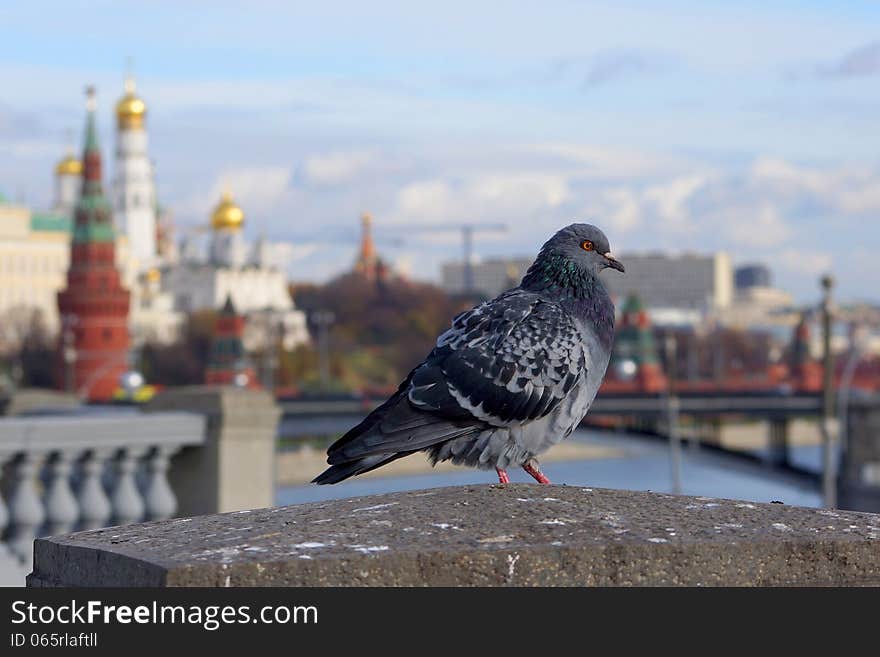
[55,153,82,176]
[211,190,245,231]
[116,77,146,129]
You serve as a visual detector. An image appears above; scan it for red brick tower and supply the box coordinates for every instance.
[788,312,822,392]
[608,294,667,393]
[57,87,131,402]
[205,295,258,388]
[353,212,378,281]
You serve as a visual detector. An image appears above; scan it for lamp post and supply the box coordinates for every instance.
[665,333,682,495]
[820,274,836,509]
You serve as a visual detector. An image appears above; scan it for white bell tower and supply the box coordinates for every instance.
[53,144,82,217]
[113,69,157,269]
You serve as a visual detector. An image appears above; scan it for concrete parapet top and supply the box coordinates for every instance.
[28,485,880,587]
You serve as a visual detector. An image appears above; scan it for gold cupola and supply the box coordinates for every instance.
[211,190,245,231]
[55,150,82,176]
[116,75,146,129]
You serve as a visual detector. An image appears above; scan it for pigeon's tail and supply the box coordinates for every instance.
[312,453,403,485]
[312,382,482,484]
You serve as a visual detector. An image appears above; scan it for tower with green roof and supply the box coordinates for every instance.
[609,293,666,392]
[205,295,257,388]
[56,87,131,401]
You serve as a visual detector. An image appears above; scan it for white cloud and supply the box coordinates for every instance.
[392,172,570,233]
[303,151,379,186]
[775,248,833,277]
[722,203,791,247]
[643,174,709,233]
[173,166,292,227]
[470,173,570,209]
[581,187,640,233]
[396,180,456,221]
[747,156,880,216]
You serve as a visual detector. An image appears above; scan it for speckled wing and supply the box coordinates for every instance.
[408,290,587,427]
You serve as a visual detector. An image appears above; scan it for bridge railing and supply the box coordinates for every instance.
[0,411,206,565]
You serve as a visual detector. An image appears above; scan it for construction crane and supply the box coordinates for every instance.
[379,222,507,293]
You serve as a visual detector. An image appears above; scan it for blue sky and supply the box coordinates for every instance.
[1,1,879,301]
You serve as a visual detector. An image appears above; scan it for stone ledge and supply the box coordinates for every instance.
[28,485,880,587]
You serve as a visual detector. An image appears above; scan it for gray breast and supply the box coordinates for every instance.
[440,320,609,470]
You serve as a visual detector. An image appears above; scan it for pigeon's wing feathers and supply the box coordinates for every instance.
[409,290,586,427]
[319,290,587,476]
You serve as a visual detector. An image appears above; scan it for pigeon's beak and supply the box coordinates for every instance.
[603,252,625,273]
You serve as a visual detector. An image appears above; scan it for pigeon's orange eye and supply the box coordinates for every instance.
[581,240,594,251]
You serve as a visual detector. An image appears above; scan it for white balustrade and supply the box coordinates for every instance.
[0,411,205,565]
[7,452,45,563]
[110,447,146,525]
[76,450,112,530]
[44,451,79,536]
[143,446,179,521]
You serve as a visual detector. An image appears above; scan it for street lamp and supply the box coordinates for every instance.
[664,333,682,495]
[118,370,145,397]
[615,358,637,382]
[820,274,836,509]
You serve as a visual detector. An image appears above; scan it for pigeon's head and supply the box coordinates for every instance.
[540,223,625,275]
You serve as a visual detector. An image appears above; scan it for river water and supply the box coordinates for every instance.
[277,428,823,507]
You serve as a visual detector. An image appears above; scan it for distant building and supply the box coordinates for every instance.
[161,191,309,351]
[53,148,81,217]
[716,285,797,331]
[130,268,183,345]
[56,88,131,402]
[788,313,822,392]
[351,212,396,284]
[0,201,70,348]
[0,82,179,351]
[0,140,89,348]
[602,252,733,325]
[606,294,666,392]
[710,263,800,331]
[735,264,772,290]
[204,295,258,388]
[353,212,379,281]
[113,73,158,270]
[441,257,533,298]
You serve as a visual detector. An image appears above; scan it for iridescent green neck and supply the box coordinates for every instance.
[521,253,616,348]
[521,254,593,298]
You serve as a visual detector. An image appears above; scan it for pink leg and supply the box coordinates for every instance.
[523,460,551,484]
[496,467,510,484]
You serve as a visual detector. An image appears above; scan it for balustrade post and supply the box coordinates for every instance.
[144,446,179,521]
[77,450,112,531]
[110,447,145,525]
[7,451,45,563]
[766,419,790,468]
[44,451,80,536]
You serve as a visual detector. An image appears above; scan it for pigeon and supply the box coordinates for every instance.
[313,223,624,485]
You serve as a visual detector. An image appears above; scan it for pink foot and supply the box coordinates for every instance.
[496,467,510,484]
[523,460,551,484]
